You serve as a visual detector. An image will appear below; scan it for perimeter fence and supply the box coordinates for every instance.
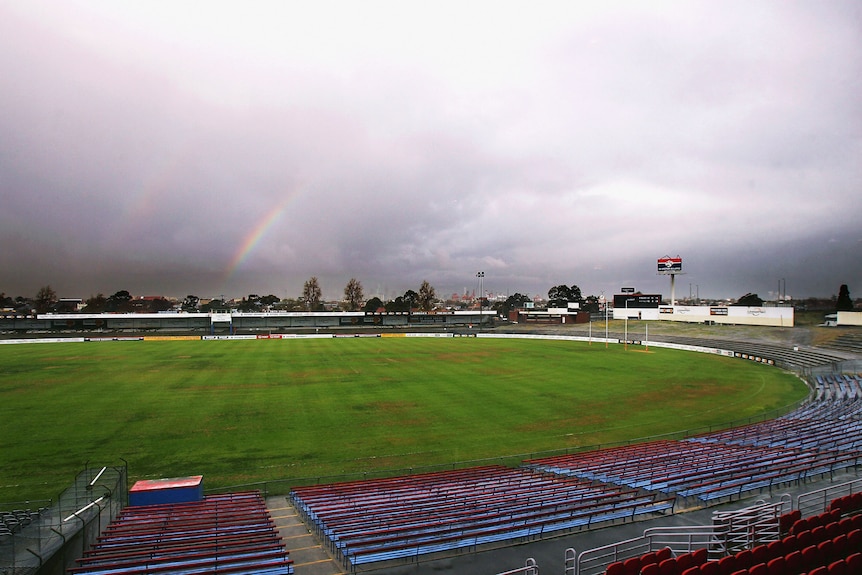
[0,463,127,575]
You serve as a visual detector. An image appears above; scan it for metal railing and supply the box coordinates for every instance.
[569,499,785,575]
[0,463,127,575]
[496,557,538,575]
[796,476,862,517]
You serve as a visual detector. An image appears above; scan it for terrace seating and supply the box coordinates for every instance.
[69,491,292,575]
[528,438,859,506]
[291,465,673,569]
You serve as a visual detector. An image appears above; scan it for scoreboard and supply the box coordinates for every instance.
[613,294,661,308]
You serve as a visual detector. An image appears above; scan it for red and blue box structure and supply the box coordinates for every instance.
[128,475,204,506]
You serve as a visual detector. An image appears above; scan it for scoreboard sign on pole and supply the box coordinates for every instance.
[613,294,661,308]
[657,256,682,274]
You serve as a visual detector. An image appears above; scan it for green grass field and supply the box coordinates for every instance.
[0,337,807,502]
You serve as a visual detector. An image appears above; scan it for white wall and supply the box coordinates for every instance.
[613,305,794,327]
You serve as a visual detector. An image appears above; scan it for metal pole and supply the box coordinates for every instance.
[624,299,628,351]
[604,295,608,348]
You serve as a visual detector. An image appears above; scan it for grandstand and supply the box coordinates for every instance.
[68,492,292,575]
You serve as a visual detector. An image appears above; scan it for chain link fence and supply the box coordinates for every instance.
[0,464,127,575]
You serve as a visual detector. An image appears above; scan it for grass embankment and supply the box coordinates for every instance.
[0,337,806,502]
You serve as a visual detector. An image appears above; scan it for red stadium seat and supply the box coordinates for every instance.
[752,544,770,565]
[811,525,827,544]
[641,564,660,575]
[605,561,625,575]
[694,549,709,566]
[623,556,642,575]
[735,549,754,570]
[796,530,814,550]
[826,559,847,575]
[717,555,737,575]
[699,561,719,575]
[766,556,785,575]
[790,518,809,535]
[676,553,695,573]
[748,562,768,575]
[848,528,862,550]
[780,510,801,534]
[657,547,674,562]
[817,540,834,564]
[641,551,659,567]
[844,553,862,572]
[680,567,700,575]
[781,534,798,552]
[808,514,823,530]
[658,557,679,575]
[807,567,827,575]
[783,550,803,574]
[831,534,847,559]
[766,540,784,560]
[801,545,821,571]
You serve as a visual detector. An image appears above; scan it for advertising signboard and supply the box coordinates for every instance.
[657,256,682,274]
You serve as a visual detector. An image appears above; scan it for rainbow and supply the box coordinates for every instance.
[222,196,293,283]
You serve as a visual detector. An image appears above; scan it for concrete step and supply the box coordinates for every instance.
[267,496,344,575]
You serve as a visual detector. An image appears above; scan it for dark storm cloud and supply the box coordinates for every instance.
[1,1,859,302]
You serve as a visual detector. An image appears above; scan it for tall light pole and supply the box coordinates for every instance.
[476,271,484,330]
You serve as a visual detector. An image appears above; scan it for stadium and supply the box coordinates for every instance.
[1,315,861,575]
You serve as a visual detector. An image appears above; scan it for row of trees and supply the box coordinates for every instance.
[188,278,437,314]
[3,282,856,315]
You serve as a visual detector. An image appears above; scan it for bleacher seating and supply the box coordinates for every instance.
[528,399,862,506]
[1,507,45,538]
[291,465,673,569]
[68,491,292,575]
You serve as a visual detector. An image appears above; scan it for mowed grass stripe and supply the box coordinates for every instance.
[0,338,806,502]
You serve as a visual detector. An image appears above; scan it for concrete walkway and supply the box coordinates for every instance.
[267,496,345,575]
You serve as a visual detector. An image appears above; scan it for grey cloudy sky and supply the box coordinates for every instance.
[1,1,860,303]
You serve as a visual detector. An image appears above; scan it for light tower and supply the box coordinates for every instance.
[657,255,683,305]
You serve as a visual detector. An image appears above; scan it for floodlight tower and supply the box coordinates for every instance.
[657,255,683,305]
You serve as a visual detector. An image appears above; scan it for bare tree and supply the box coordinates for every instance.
[302,276,323,311]
[418,280,436,311]
[35,285,58,314]
[343,278,364,311]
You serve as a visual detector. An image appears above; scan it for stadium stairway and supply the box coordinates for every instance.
[265,496,343,575]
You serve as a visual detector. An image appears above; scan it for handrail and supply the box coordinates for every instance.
[796,476,862,517]
[495,557,538,575]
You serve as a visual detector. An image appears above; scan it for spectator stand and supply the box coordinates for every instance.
[68,490,292,575]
